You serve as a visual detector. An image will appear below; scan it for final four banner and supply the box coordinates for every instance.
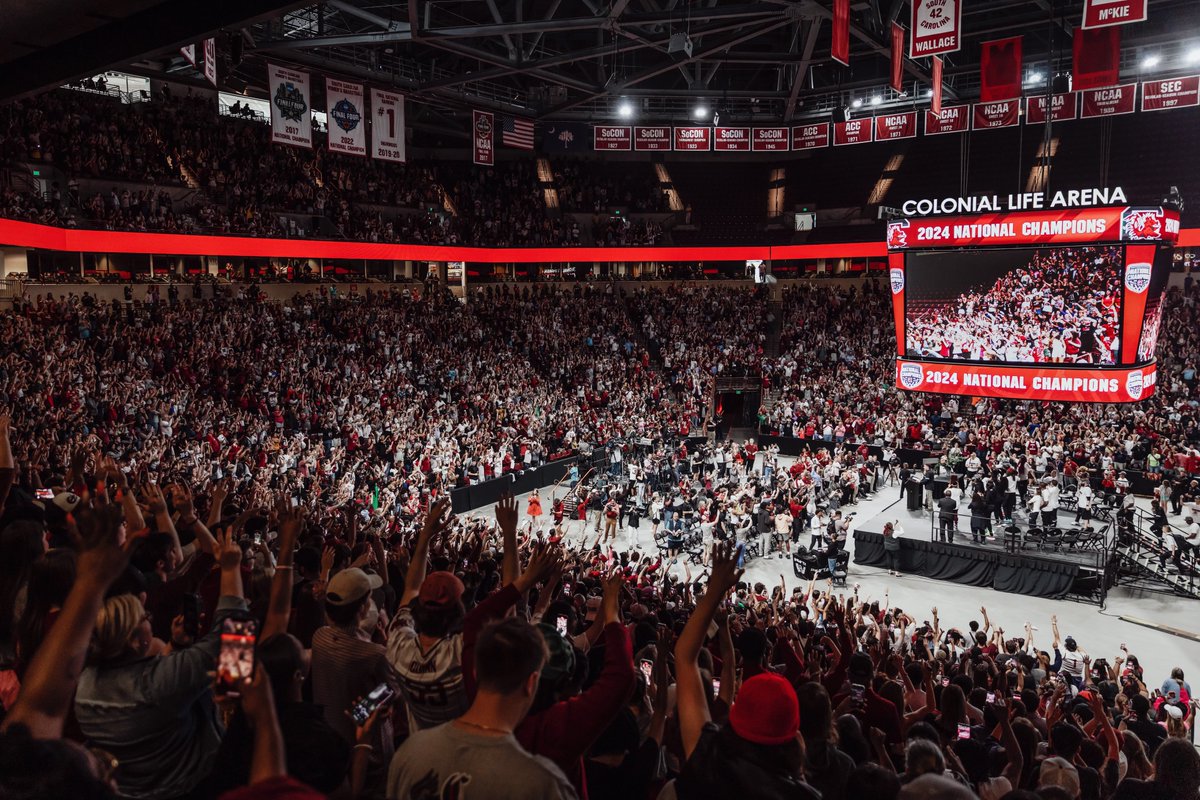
[473,111,495,165]
[370,88,405,162]
[268,64,313,149]
[326,78,366,157]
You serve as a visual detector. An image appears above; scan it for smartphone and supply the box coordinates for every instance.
[987,692,996,704]
[639,659,654,683]
[181,593,201,639]
[712,678,721,695]
[216,616,257,694]
[555,615,569,636]
[561,581,572,596]
[350,682,394,726]
[36,488,55,500]
[253,532,263,546]
[851,683,866,703]
[957,723,971,740]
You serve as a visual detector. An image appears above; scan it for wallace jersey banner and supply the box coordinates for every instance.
[1082,0,1147,28]
[326,78,366,156]
[1026,92,1078,124]
[791,123,830,150]
[972,100,1020,130]
[910,0,961,58]
[894,359,1156,403]
[875,112,917,141]
[1081,83,1137,117]
[268,64,312,148]
[924,105,969,135]
[370,89,405,162]
[473,111,495,165]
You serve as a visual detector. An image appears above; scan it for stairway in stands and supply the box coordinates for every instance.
[1110,512,1200,598]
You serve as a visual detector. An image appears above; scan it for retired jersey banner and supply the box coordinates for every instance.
[203,38,218,87]
[326,78,366,156]
[832,0,850,66]
[924,104,969,135]
[833,118,873,146]
[875,112,918,141]
[1141,76,1200,112]
[791,123,830,150]
[1082,0,1147,29]
[1081,83,1137,117]
[268,64,312,149]
[674,127,712,151]
[594,126,631,150]
[752,127,789,151]
[370,88,405,162]
[633,127,671,151]
[910,0,962,58]
[980,36,1023,102]
[972,100,1020,130]
[895,359,1156,403]
[473,111,495,165]
[713,127,751,151]
[1073,26,1121,90]
[1026,92,1078,124]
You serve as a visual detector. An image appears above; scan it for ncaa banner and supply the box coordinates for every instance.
[752,127,789,151]
[203,38,217,87]
[1025,92,1078,124]
[791,123,830,150]
[972,100,1019,130]
[1081,83,1137,117]
[1141,76,1200,112]
[924,104,969,135]
[832,118,872,146]
[713,127,751,151]
[594,126,631,150]
[895,359,1156,403]
[473,111,495,165]
[633,127,671,151]
[910,0,961,58]
[370,88,405,162]
[674,127,711,151]
[1082,0,1147,29]
[268,64,312,149]
[326,78,366,157]
[874,112,918,141]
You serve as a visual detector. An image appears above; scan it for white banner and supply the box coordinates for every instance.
[203,38,217,86]
[326,78,366,156]
[180,44,196,65]
[370,88,406,162]
[268,64,312,149]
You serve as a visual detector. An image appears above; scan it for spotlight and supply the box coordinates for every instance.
[870,95,882,106]
[1027,71,1043,84]
[1141,54,1160,70]
[925,88,934,97]
[618,101,633,118]
[693,104,707,120]
[851,98,863,108]
[1188,48,1200,65]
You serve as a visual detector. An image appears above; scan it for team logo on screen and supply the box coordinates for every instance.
[887,221,909,249]
[899,362,924,389]
[1125,371,1144,401]
[331,99,361,132]
[1124,262,1152,294]
[1120,208,1163,241]
[889,268,905,295]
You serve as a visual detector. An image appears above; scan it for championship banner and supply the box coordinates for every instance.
[1082,0,1147,29]
[203,38,218,87]
[886,206,1180,250]
[832,118,872,146]
[268,64,312,149]
[473,111,495,165]
[910,0,961,58]
[713,127,751,151]
[972,100,1020,130]
[1081,83,1137,117]
[875,111,918,141]
[1026,92,1078,124]
[980,36,1023,102]
[326,78,366,156]
[633,127,670,151]
[1141,76,1200,112]
[594,126,631,150]
[832,0,850,66]
[370,88,405,162]
[674,126,712,151]
[791,123,830,150]
[891,22,905,92]
[931,56,944,115]
[752,127,789,151]
[924,105,969,135]
[180,44,196,65]
[895,359,1156,403]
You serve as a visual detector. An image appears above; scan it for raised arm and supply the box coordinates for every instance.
[496,493,520,587]
[261,499,305,640]
[400,497,451,607]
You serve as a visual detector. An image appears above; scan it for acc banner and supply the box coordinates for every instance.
[833,119,872,146]
[674,127,711,151]
[326,78,366,156]
[634,127,671,151]
[894,360,1156,403]
[924,105,969,135]
[473,111,495,165]
[1082,0,1147,29]
[203,38,217,87]
[1081,83,1137,117]
[1141,76,1200,112]
[875,112,917,141]
[1026,92,1078,124]
[791,123,830,150]
[370,89,405,162]
[268,64,312,148]
[972,100,1020,130]
[713,127,750,151]
[594,126,631,150]
[910,0,961,58]
[752,128,789,151]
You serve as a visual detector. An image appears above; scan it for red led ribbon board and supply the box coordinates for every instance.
[791,123,830,149]
[886,206,1180,250]
[895,360,1156,403]
[752,127,790,152]
[1081,83,1137,117]
[1141,76,1200,112]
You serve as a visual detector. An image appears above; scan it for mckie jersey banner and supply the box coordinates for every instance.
[326,78,366,156]
[268,64,312,149]
[895,360,1156,403]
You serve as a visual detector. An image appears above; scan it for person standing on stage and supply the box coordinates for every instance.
[937,492,958,543]
[1042,481,1059,529]
[602,495,620,543]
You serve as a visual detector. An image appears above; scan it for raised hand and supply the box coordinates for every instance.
[217,525,243,571]
[71,502,132,588]
[419,497,452,542]
[708,542,744,598]
[495,492,519,534]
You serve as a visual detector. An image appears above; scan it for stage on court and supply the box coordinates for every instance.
[852,504,1112,604]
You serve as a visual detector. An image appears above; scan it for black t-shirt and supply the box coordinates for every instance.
[1113,777,1186,800]
[1123,717,1168,756]
[674,724,821,800]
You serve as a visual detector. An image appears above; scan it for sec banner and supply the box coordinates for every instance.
[972,100,1020,130]
[268,64,312,149]
[370,89,405,162]
[633,127,671,151]
[832,119,872,146]
[713,127,751,151]
[326,78,366,157]
[1026,92,1078,124]
[594,126,631,151]
[791,123,830,150]
[895,359,1156,403]
[1082,0,1147,29]
[473,111,495,165]
[1081,83,1137,117]
[752,127,789,151]
[674,127,712,151]
[910,0,962,58]
[875,112,918,141]
[924,105,970,135]
[1141,76,1200,112]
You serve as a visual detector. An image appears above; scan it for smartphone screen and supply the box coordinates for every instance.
[640,659,653,683]
[36,488,55,500]
[851,683,866,703]
[351,682,394,726]
[712,678,721,695]
[217,617,257,693]
[555,615,569,636]
[957,724,971,740]
[253,533,263,545]
[987,692,996,704]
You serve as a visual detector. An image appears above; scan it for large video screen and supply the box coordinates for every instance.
[904,245,1124,365]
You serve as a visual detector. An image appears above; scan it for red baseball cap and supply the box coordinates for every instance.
[729,673,800,745]
[419,571,465,607]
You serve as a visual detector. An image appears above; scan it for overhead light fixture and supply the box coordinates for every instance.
[851,98,863,108]
[693,104,708,120]
[1141,53,1160,70]
[870,96,882,106]
[925,88,934,97]
[1188,47,1200,65]
[618,101,633,118]
[1027,71,1043,84]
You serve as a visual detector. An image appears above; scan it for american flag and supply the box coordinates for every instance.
[500,114,535,150]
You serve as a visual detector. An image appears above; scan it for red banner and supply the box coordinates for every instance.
[1141,76,1200,112]
[924,104,969,135]
[1073,26,1121,90]
[1082,0,1147,29]
[633,126,671,151]
[888,252,906,356]
[673,127,711,151]
[1081,83,1137,117]
[203,38,217,87]
[1026,92,1079,124]
[875,111,918,141]
[895,360,1156,403]
[832,0,850,66]
[980,36,1023,102]
[972,100,1020,130]
[713,127,751,151]
[891,22,905,92]
[886,206,1179,250]
[833,118,873,146]
[752,127,790,151]
[910,0,962,58]
[791,123,830,150]
[594,126,632,150]
[932,56,943,115]
[472,110,494,165]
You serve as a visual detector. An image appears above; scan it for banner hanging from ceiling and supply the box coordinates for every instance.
[326,78,366,156]
[910,0,962,58]
[1081,0,1147,29]
[370,88,405,162]
[268,64,312,149]
[473,110,495,165]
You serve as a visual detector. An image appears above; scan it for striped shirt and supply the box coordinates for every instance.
[387,606,468,732]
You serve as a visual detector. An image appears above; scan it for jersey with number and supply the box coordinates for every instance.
[386,606,468,731]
